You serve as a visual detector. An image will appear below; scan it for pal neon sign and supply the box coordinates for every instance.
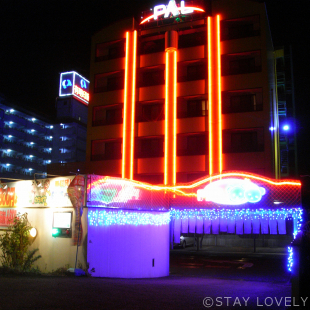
[59,71,90,105]
[197,178,266,205]
[140,0,205,24]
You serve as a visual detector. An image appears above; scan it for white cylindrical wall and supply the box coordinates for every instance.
[87,209,170,278]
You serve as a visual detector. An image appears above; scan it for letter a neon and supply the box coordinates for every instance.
[164,0,180,18]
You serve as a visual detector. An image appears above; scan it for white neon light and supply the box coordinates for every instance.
[59,71,90,104]
[164,0,180,18]
[197,178,266,205]
[141,0,203,24]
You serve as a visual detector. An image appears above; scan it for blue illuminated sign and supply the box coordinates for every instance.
[59,71,90,105]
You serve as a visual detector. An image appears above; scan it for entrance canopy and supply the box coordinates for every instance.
[86,172,301,211]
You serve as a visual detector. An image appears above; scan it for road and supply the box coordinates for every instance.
[0,248,307,310]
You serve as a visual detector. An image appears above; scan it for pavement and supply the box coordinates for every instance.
[0,247,308,310]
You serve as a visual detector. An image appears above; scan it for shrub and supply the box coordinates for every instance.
[0,212,41,271]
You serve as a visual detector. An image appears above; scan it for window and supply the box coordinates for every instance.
[136,101,164,122]
[91,139,122,161]
[178,60,206,82]
[178,30,206,48]
[139,37,165,54]
[222,89,263,113]
[221,15,260,41]
[134,174,164,185]
[177,133,207,156]
[187,64,206,81]
[94,72,124,93]
[135,137,164,158]
[93,105,123,126]
[95,39,125,62]
[223,128,264,153]
[138,67,165,87]
[222,51,261,76]
[178,98,206,118]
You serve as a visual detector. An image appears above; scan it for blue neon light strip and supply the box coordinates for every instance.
[88,209,170,226]
[170,208,302,223]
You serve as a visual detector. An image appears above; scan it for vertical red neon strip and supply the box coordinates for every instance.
[122,31,129,179]
[164,49,177,185]
[207,17,213,176]
[130,30,137,180]
[173,51,177,185]
[122,31,136,180]
[164,52,168,185]
[217,15,222,173]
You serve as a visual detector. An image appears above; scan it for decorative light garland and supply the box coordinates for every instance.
[88,209,170,226]
[170,208,303,223]
[287,246,293,272]
[170,207,303,272]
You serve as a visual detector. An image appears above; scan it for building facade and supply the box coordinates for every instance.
[275,47,298,178]
[0,71,88,180]
[86,0,291,185]
[0,97,54,180]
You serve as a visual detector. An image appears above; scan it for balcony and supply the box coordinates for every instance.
[0,155,23,168]
[59,139,76,148]
[3,113,27,127]
[0,141,24,153]
[25,121,45,133]
[2,126,26,140]
[60,126,77,136]
[58,152,75,161]
[24,134,43,144]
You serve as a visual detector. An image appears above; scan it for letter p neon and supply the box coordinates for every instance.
[154,4,166,20]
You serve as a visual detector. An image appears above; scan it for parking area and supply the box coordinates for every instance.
[0,249,303,310]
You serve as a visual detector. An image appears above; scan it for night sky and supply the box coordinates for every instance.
[0,0,309,173]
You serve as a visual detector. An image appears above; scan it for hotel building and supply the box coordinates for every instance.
[86,0,297,185]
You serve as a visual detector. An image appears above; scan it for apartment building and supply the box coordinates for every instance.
[0,71,88,180]
[0,97,53,179]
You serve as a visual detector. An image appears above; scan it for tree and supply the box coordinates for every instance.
[0,212,41,271]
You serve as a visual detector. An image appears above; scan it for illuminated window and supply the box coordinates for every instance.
[135,136,164,158]
[222,89,263,113]
[178,98,206,118]
[222,51,261,76]
[91,139,122,161]
[177,133,207,156]
[92,104,123,126]
[221,15,260,41]
[95,39,125,61]
[94,72,124,93]
[223,128,264,153]
[136,101,164,122]
[138,67,165,87]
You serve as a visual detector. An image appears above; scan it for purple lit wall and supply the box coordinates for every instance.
[87,209,170,278]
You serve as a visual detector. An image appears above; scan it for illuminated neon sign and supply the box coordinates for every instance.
[197,178,266,205]
[59,71,90,105]
[89,178,140,205]
[140,0,205,24]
